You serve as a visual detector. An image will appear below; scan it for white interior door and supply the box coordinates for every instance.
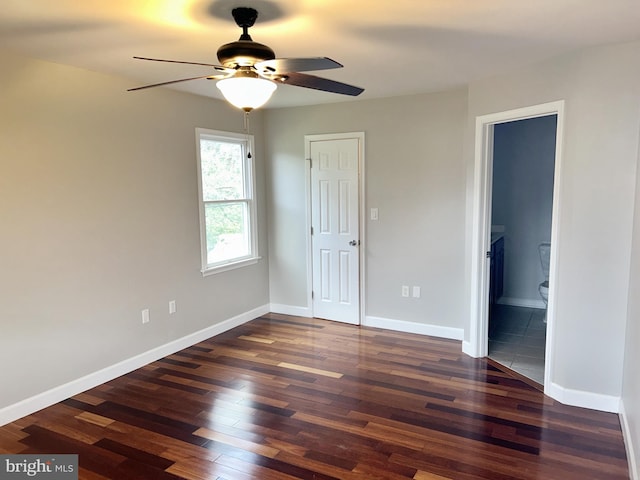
[310,137,360,324]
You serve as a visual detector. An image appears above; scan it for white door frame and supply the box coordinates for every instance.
[305,132,365,324]
[467,101,565,390]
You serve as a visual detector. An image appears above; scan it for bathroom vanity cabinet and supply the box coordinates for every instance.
[489,236,504,306]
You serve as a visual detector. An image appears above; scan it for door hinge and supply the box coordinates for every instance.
[311,226,314,235]
[307,158,312,168]
[311,291,314,300]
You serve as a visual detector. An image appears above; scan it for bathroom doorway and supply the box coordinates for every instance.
[468,101,564,393]
[487,115,557,385]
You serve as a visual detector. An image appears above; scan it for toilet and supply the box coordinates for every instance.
[538,243,551,322]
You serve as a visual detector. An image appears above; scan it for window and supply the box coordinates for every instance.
[196,128,258,275]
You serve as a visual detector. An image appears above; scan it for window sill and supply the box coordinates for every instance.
[201,256,261,277]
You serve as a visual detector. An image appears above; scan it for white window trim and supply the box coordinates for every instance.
[195,128,260,276]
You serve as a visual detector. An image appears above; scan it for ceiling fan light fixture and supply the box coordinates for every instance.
[129,7,363,101]
[216,76,277,111]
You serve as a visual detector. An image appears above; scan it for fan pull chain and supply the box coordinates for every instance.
[243,111,252,159]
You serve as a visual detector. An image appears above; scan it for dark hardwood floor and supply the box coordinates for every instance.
[0,313,629,479]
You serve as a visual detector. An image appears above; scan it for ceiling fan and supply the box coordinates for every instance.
[128,7,364,111]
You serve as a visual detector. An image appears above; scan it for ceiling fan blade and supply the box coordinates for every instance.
[133,56,233,73]
[256,57,343,74]
[127,75,221,92]
[274,72,364,96]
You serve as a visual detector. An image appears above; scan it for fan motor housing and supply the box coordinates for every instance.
[217,40,275,67]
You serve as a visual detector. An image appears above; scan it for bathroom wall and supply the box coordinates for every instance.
[491,115,557,307]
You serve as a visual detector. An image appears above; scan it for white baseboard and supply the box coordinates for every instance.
[497,297,546,309]
[363,316,463,341]
[544,381,620,413]
[0,304,270,427]
[464,343,623,417]
[269,303,312,318]
[462,341,479,357]
[620,400,639,480]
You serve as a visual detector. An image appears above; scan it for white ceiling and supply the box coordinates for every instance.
[3,0,640,108]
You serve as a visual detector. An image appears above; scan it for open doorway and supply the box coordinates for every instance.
[468,101,564,393]
[487,115,557,385]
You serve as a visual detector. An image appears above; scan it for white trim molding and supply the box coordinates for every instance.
[364,316,464,341]
[269,304,313,318]
[469,100,565,361]
[497,297,546,309]
[545,381,620,414]
[620,400,639,480]
[469,100,565,407]
[462,341,475,357]
[0,304,270,427]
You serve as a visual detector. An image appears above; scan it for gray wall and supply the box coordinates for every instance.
[466,40,640,398]
[265,39,640,434]
[492,116,557,305]
[3,39,640,471]
[622,125,640,477]
[264,90,468,329]
[264,39,640,412]
[0,50,270,410]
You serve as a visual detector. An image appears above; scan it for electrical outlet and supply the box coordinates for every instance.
[169,300,176,314]
[141,308,150,324]
[402,286,409,297]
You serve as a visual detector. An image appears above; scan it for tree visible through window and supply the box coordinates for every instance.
[196,129,257,274]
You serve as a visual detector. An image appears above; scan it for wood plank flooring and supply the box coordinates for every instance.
[0,313,629,479]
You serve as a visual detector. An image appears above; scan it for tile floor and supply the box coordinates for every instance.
[488,304,547,385]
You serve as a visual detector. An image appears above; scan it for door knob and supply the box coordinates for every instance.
[349,240,359,246]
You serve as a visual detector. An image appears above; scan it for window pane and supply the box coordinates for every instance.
[204,202,249,264]
[200,140,244,201]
